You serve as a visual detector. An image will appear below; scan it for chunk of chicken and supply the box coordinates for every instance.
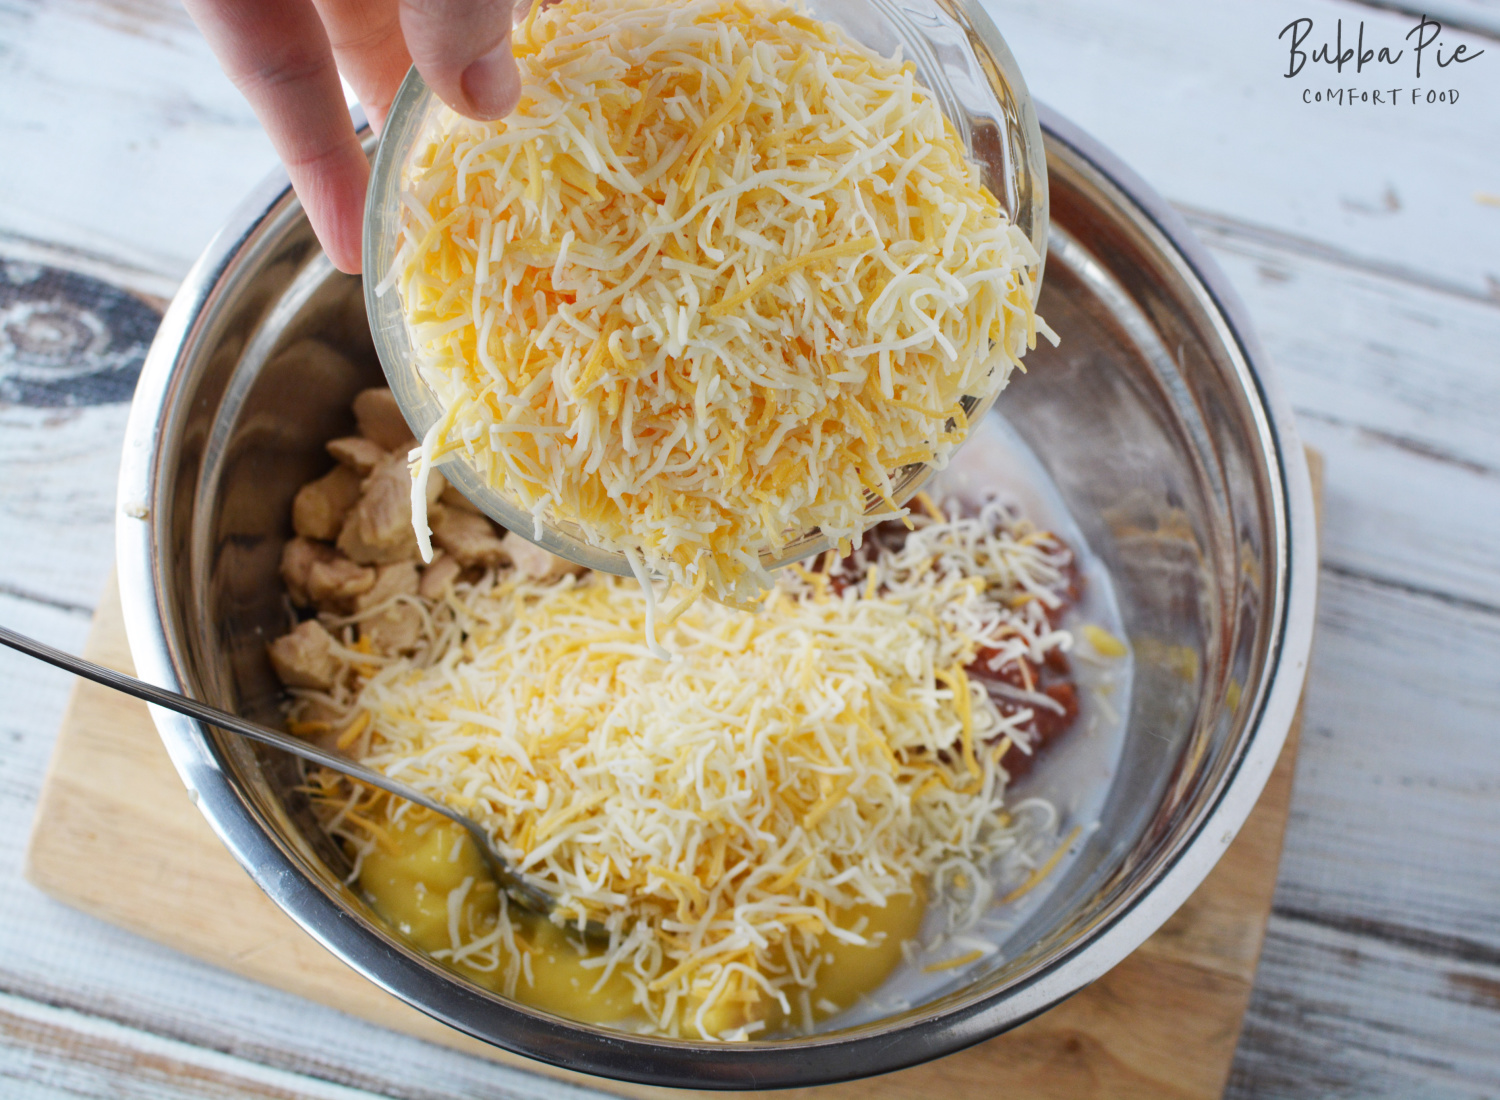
[292,464,362,541]
[418,552,463,600]
[431,507,508,568]
[336,455,442,565]
[283,697,347,751]
[267,619,341,690]
[352,387,416,451]
[500,531,579,581]
[357,560,420,606]
[361,606,423,656]
[280,537,336,607]
[355,561,424,655]
[306,555,377,611]
[326,435,387,475]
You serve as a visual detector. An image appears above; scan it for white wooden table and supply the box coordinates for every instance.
[2,1,1498,1096]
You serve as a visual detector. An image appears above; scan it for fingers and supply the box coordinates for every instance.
[310,0,412,132]
[182,0,368,273]
[400,0,522,120]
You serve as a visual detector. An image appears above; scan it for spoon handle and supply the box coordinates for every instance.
[0,624,471,839]
[0,622,588,925]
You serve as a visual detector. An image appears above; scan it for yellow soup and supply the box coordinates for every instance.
[359,815,924,1034]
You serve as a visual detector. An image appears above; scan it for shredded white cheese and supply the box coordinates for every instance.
[294,500,1075,1037]
[393,0,1050,607]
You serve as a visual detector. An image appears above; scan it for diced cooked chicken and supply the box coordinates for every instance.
[336,472,414,562]
[419,552,463,600]
[277,386,506,681]
[280,537,337,607]
[355,562,423,654]
[358,560,420,606]
[267,619,341,690]
[353,387,416,451]
[282,697,350,751]
[431,507,508,568]
[326,435,387,475]
[337,455,433,564]
[362,604,422,656]
[292,464,362,541]
[439,481,483,515]
[306,555,377,610]
[500,531,579,581]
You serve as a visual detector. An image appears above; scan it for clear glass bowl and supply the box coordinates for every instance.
[362,0,1049,578]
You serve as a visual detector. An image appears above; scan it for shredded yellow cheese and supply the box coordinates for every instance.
[299,501,1078,1037]
[924,948,986,973]
[392,0,1049,607]
[1082,623,1128,658]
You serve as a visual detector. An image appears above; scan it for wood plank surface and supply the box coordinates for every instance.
[3,0,1496,294]
[1190,214,1500,612]
[2,0,1498,1096]
[1232,909,1500,1100]
[998,0,1500,295]
[0,992,384,1100]
[1348,0,1500,37]
[24,562,1309,1100]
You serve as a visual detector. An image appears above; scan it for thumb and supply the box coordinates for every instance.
[399,0,522,120]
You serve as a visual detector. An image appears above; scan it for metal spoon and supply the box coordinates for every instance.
[0,623,602,937]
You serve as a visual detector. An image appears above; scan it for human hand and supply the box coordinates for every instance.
[184,0,523,274]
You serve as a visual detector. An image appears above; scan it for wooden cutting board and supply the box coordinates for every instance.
[24,454,1319,1100]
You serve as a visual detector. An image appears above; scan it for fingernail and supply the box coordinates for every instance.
[462,40,520,119]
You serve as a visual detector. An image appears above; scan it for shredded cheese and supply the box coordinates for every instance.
[1082,623,1128,658]
[392,0,1050,607]
[296,499,1078,1037]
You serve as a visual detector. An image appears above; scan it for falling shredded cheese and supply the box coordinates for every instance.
[294,499,1078,1037]
[392,0,1051,608]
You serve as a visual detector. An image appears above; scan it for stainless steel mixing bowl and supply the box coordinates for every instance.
[116,107,1316,1089]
